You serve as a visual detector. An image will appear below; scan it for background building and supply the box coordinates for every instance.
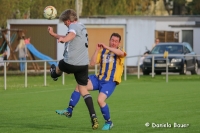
[7,15,200,67]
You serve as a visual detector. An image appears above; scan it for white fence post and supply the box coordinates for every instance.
[137,56,141,79]
[152,55,155,77]
[25,62,27,87]
[166,57,168,83]
[62,72,65,85]
[44,61,47,86]
[4,62,6,90]
[124,58,127,81]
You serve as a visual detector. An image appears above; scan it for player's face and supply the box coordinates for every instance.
[109,36,120,48]
[63,20,71,27]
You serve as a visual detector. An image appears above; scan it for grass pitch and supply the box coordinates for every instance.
[0,74,200,133]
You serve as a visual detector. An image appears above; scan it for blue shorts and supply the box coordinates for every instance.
[89,75,116,98]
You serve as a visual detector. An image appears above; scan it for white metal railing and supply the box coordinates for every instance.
[1,60,61,90]
[1,55,200,90]
[0,60,98,90]
[124,54,200,82]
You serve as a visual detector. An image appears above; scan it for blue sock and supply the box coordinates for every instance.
[100,104,111,122]
[67,91,80,113]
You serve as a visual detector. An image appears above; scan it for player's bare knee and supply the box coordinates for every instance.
[78,85,88,96]
[97,98,105,107]
[75,85,79,92]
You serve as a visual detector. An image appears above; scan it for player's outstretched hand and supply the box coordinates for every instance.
[96,43,103,51]
[98,43,108,49]
[48,26,54,35]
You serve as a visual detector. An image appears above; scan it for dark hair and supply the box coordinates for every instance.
[59,9,77,22]
[144,51,150,55]
[110,33,121,42]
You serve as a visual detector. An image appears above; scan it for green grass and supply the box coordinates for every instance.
[0,74,200,133]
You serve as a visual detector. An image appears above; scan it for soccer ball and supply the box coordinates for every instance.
[43,6,57,19]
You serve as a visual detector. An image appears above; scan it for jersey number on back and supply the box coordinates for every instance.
[85,34,88,48]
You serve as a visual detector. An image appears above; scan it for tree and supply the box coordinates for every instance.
[172,0,186,15]
[0,0,17,28]
[81,0,149,16]
[30,0,74,19]
[0,0,75,28]
[0,0,199,28]
[163,0,197,15]
[187,0,200,15]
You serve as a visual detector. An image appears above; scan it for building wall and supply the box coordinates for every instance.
[7,16,200,66]
[155,21,200,55]
[86,26,124,58]
[125,19,155,66]
[57,22,67,60]
[10,24,57,59]
[81,18,155,66]
[194,29,200,55]
[57,22,125,60]
[7,19,58,67]
[156,21,195,42]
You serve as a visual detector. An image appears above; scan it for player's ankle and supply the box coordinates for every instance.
[67,106,73,113]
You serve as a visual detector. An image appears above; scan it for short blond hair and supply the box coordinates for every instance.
[59,9,77,22]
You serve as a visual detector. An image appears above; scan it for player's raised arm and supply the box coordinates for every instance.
[48,26,65,39]
[99,43,125,57]
[90,44,102,66]
[57,32,76,43]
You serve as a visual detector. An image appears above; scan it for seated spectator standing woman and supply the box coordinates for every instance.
[15,39,28,72]
[139,51,149,70]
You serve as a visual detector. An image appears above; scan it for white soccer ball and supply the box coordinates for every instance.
[43,6,57,19]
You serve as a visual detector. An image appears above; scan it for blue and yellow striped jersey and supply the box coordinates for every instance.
[96,47,126,84]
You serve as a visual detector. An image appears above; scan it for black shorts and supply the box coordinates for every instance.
[58,59,88,86]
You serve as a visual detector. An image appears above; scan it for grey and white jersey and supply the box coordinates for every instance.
[63,22,89,65]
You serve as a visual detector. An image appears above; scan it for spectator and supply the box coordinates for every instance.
[152,38,160,49]
[15,39,28,72]
[139,52,149,70]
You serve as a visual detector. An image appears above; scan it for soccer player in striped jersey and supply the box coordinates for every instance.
[56,33,126,130]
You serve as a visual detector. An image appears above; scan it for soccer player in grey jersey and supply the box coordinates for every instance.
[48,9,98,130]
[62,22,89,65]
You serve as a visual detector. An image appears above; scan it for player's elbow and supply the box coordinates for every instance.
[118,51,126,57]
